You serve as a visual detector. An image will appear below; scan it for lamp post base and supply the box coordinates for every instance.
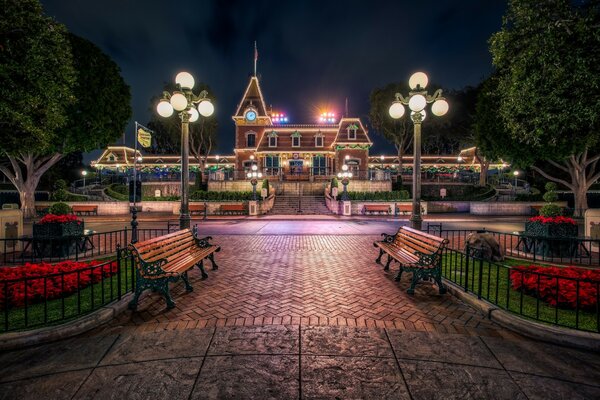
[409,214,422,231]
[179,213,191,230]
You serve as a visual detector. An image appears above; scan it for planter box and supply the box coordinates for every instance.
[523,221,578,258]
[33,221,84,238]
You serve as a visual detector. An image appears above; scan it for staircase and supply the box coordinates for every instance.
[269,195,332,215]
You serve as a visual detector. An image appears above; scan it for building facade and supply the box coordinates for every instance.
[233,76,372,180]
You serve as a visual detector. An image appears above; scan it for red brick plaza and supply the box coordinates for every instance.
[115,234,504,337]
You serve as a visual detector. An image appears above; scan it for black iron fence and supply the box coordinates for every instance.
[0,247,135,332]
[441,247,600,333]
[426,226,600,266]
[0,227,173,265]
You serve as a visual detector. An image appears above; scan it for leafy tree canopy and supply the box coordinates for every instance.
[490,0,600,159]
[0,0,76,153]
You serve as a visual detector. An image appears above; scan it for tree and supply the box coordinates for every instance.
[146,83,218,187]
[489,0,600,214]
[0,1,131,217]
[369,83,413,177]
[0,0,75,217]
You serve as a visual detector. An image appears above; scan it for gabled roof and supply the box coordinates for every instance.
[334,118,372,145]
[234,76,269,118]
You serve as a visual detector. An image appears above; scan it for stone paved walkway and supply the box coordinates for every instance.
[114,235,500,335]
[1,234,599,399]
[1,325,599,399]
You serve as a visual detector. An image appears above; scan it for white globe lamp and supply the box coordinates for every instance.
[408,94,426,112]
[431,99,449,116]
[409,72,428,90]
[388,101,405,119]
[175,72,195,89]
[198,99,214,117]
[157,100,174,117]
[170,92,188,111]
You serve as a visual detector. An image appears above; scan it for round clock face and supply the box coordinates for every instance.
[245,110,257,122]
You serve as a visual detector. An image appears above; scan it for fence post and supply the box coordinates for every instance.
[116,244,122,300]
[130,206,138,244]
[464,244,470,292]
[478,255,483,299]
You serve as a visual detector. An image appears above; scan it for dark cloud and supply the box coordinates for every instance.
[40,0,507,159]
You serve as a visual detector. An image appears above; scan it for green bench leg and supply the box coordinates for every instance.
[208,252,219,270]
[394,265,404,282]
[375,248,384,264]
[432,267,447,294]
[181,271,193,292]
[196,260,209,279]
[383,255,392,271]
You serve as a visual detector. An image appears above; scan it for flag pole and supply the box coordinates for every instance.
[254,41,257,76]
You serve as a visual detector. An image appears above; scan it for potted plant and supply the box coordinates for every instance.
[523,183,578,257]
[33,202,84,238]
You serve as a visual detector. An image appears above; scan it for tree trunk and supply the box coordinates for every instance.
[0,153,63,219]
[479,160,489,187]
[574,185,588,217]
[396,144,404,187]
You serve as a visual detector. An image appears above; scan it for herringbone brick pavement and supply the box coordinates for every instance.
[112,235,509,337]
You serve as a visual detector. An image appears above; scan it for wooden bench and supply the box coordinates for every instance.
[127,228,221,309]
[189,203,207,219]
[72,205,98,216]
[363,204,391,215]
[373,226,448,294]
[396,203,412,215]
[220,203,245,215]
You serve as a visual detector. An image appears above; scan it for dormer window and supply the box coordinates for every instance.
[315,131,324,147]
[291,131,302,147]
[107,152,118,162]
[267,131,278,148]
[347,124,358,140]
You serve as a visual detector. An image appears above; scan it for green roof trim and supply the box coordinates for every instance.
[291,131,302,137]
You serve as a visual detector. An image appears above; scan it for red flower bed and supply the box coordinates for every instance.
[528,216,576,225]
[0,260,117,308]
[38,214,82,224]
[510,265,600,310]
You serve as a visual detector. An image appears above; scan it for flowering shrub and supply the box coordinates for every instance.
[38,214,82,224]
[0,260,117,308]
[510,265,600,310]
[528,216,576,225]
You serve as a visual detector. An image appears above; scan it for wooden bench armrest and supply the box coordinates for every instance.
[380,232,397,243]
[192,227,219,249]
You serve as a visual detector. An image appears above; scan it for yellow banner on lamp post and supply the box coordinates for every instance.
[137,128,152,148]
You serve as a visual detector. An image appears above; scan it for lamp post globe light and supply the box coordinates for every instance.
[156,72,214,229]
[389,72,448,230]
[247,164,262,200]
[81,170,87,188]
[513,170,519,188]
[337,164,352,201]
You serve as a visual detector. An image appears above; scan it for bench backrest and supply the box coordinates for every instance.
[221,204,244,210]
[365,205,390,210]
[394,226,448,256]
[73,205,97,210]
[130,229,196,264]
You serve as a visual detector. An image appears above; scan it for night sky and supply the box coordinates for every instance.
[40,0,507,161]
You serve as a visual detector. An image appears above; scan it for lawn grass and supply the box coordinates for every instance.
[442,252,599,332]
[1,258,136,332]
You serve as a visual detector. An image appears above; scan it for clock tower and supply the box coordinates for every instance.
[233,76,271,172]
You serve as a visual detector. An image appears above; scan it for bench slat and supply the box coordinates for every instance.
[134,229,191,251]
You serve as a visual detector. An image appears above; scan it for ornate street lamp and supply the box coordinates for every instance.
[156,72,214,229]
[81,170,87,188]
[389,72,449,230]
[247,164,263,200]
[337,164,352,201]
[513,170,519,188]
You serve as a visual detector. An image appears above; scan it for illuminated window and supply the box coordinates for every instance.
[291,131,302,147]
[347,124,358,140]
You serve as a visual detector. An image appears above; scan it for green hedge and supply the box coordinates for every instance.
[423,185,496,201]
[346,191,410,201]
[105,184,128,201]
[51,189,88,202]
[191,191,254,201]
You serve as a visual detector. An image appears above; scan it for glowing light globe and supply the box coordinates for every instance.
[408,94,426,112]
[409,72,428,90]
[198,99,214,117]
[188,107,199,122]
[175,72,195,89]
[157,100,174,117]
[431,99,449,116]
[388,101,405,119]
[170,92,188,111]
[342,164,348,171]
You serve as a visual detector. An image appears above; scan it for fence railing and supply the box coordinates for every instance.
[0,227,173,265]
[0,247,135,332]
[426,226,600,266]
[441,247,600,333]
